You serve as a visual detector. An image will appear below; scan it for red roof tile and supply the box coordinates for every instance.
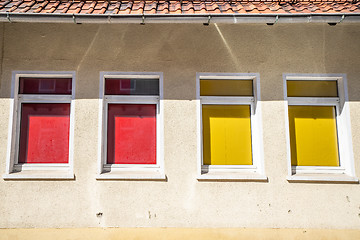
[0,0,359,15]
[232,4,247,14]
[182,1,194,13]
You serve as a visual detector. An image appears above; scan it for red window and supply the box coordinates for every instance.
[17,77,72,164]
[105,78,159,95]
[18,103,70,164]
[107,104,156,164]
[19,77,72,95]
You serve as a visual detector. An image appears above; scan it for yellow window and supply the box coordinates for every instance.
[288,106,339,166]
[202,105,252,165]
[200,79,253,96]
[287,80,338,97]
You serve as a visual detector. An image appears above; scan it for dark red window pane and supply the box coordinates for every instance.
[107,104,156,164]
[19,77,72,94]
[105,78,159,95]
[18,103,70,164]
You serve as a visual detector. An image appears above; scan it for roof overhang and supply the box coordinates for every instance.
[1,12,360,25]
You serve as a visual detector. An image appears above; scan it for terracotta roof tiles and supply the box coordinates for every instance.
[169,1,181,14]
[144,1,156,14]
[0,0,359,15]
[182,1,194,13]
[44,1,59,13]
[231,4,246,14]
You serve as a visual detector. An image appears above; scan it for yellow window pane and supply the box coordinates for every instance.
[202,105,252,165]
[200,80,253,96]
[288,106,339,166]
[287,80,338,97]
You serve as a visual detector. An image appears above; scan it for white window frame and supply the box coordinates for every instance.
[3,71,76,180]
[97,72,165,180]
[284,74,358,183]
[196,73,266,181]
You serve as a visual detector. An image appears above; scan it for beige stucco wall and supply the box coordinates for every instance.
[0,22,360,230]
[1,228,360,240]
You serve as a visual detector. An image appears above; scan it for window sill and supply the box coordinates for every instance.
[197,171,268,182]
[3,170,75,180]
[96,170,166,181]
[287,173,358,183]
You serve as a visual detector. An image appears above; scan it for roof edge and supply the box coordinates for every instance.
[1,12,360,24]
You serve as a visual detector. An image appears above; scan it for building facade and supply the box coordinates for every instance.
[0,1,360,239]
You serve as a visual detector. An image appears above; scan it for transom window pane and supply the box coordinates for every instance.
[288,106,339,167]
[105,78,159,95]
[107,104,156,164]
[287,80,338,97]
[200,79,253,96]
[202,105,252,165]
[19,77,72,95]
[18,103,70,164]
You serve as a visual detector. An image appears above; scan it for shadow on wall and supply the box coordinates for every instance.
[0,23,360,101]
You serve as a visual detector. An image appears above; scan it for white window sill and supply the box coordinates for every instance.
[96,170,166,180]
[287,173,359,183]
[3,170,75,180]
[197,171,268,182]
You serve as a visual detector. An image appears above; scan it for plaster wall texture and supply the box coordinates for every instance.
[0,22,360,229]
[1,228,360,240]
